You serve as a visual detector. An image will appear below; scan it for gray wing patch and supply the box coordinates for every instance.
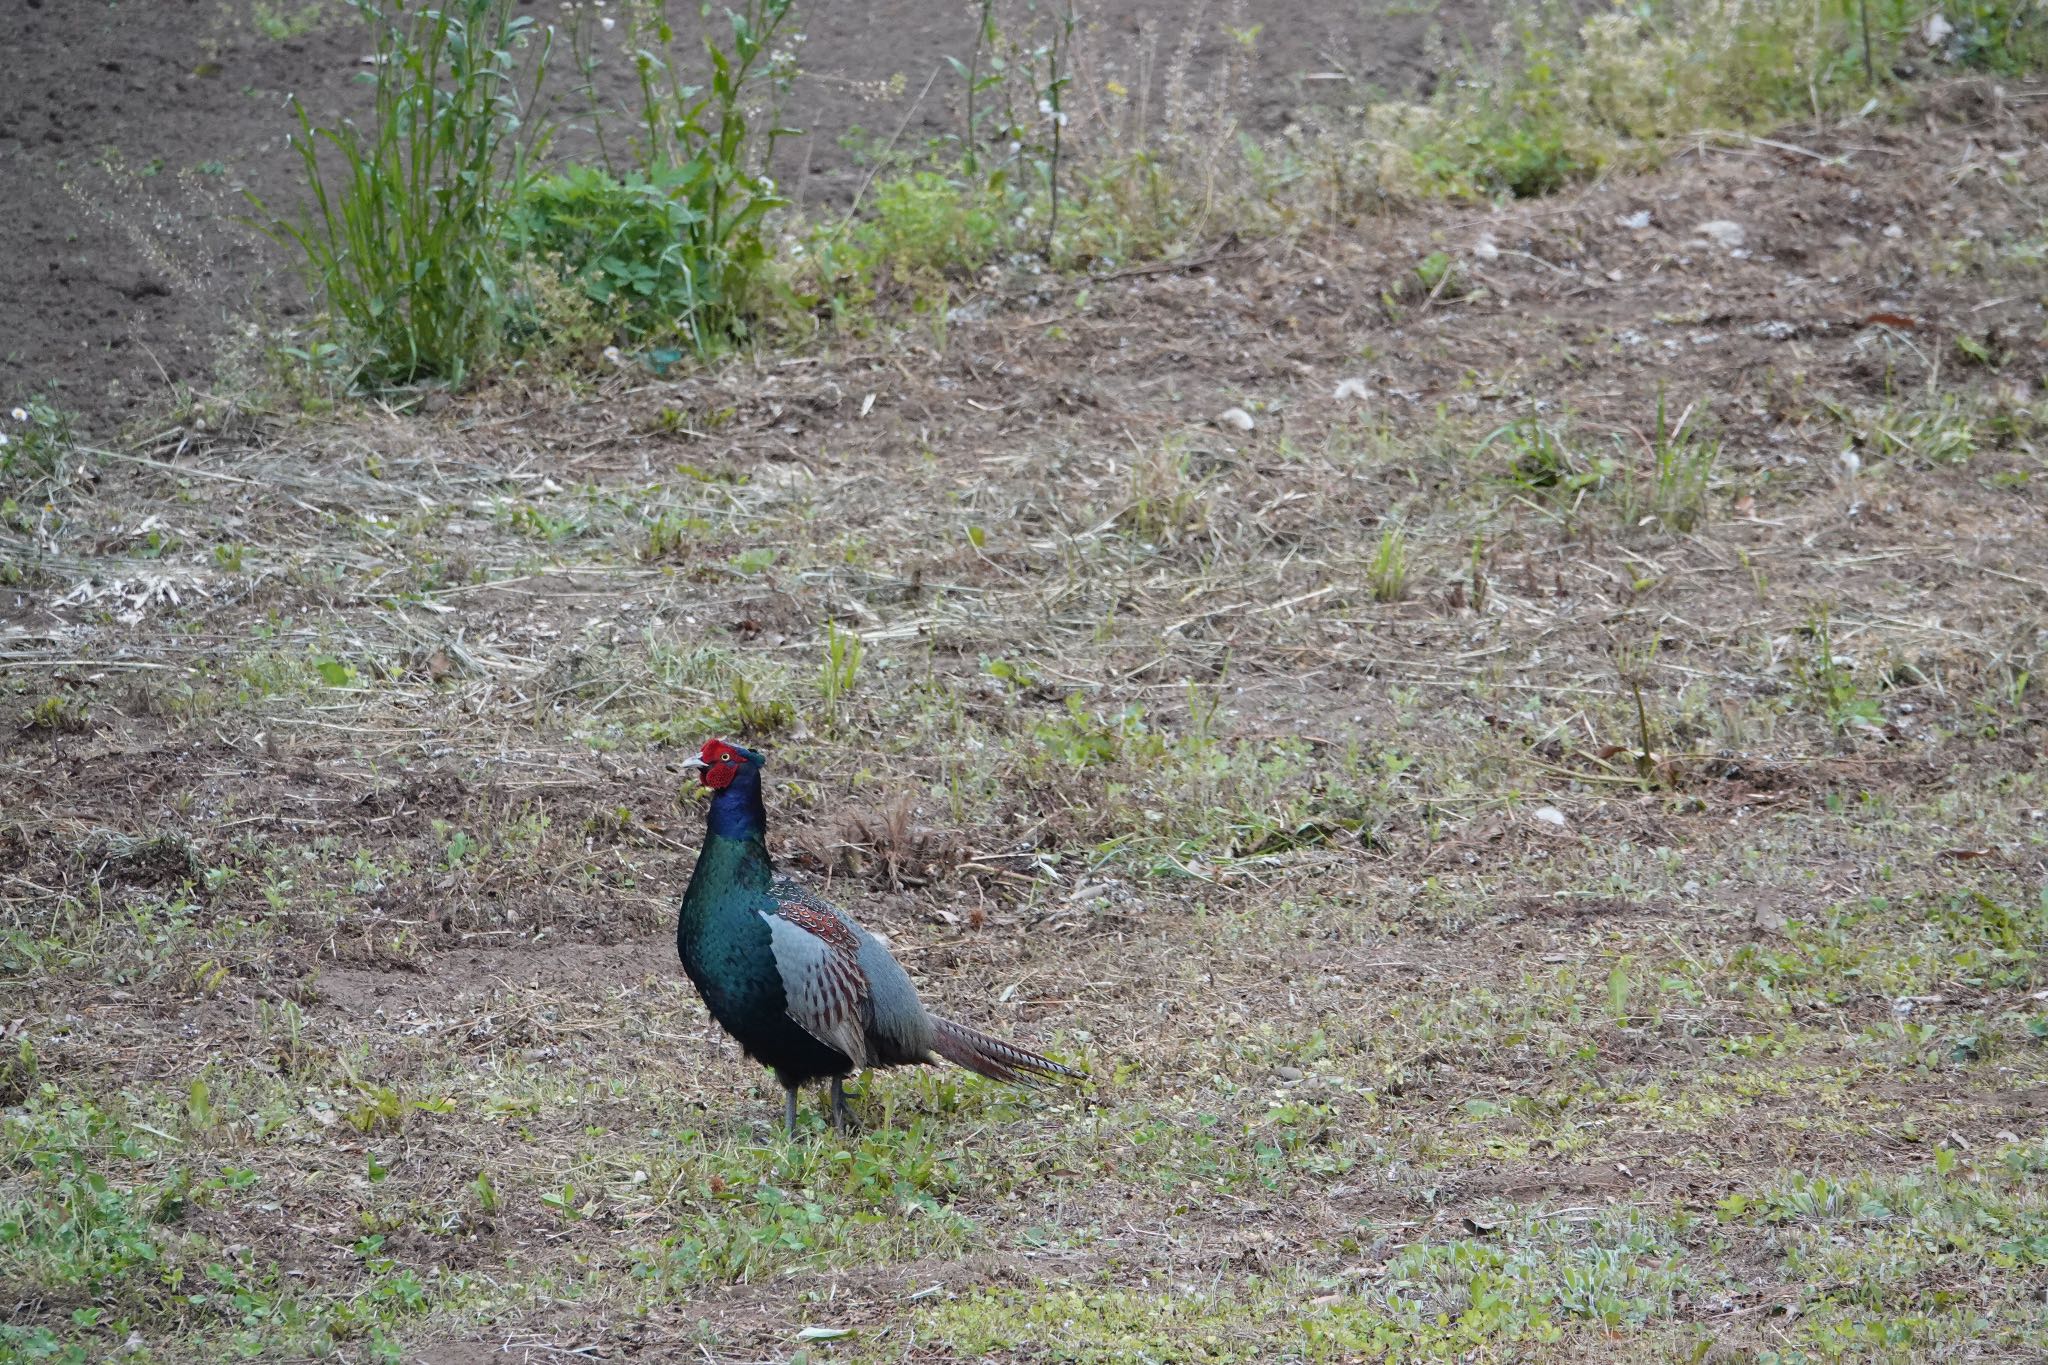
[759,906,870,1069]
[851,930,935,1063]
[766,875,936,1066]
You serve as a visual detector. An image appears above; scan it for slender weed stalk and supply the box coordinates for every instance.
[1040,1,1076,259]
[952,0,1002,175]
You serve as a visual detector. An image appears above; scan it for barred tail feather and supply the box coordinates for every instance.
[931,1016,1083,1088]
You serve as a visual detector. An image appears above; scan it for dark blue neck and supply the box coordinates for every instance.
[705,766,768,842]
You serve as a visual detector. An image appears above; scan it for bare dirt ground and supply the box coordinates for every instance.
[0,0,1486,433]
[4,8,2048,1365]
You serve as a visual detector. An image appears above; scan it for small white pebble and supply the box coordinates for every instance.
[1532,806,1567,827]
[1694,220,1746,250]
[1216,407,1255,432]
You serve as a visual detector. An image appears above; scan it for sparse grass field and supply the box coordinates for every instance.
[5,4,2048,1364]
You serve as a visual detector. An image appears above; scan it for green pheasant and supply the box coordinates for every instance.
[675,738,1081,1131]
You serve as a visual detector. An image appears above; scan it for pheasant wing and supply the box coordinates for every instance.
[773,875,936,1065]
[759,892,871,1070]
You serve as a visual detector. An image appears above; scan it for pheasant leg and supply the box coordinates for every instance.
[829,1077,857,1133]
[784,1084,800,1134]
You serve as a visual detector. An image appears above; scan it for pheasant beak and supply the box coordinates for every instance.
[678,756,707,773]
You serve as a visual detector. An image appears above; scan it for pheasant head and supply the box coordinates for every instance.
[683,737,765,790]
[682,738,768,838]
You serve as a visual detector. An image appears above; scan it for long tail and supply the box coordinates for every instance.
[931,1016,1084,1087]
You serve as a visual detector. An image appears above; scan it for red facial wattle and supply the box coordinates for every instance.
[699,738,743,790]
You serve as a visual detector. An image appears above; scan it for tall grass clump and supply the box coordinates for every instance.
[1368,524,1410,602]
[1618,393,1718,535]
[509,0,795,359]
[254,0,554,388]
